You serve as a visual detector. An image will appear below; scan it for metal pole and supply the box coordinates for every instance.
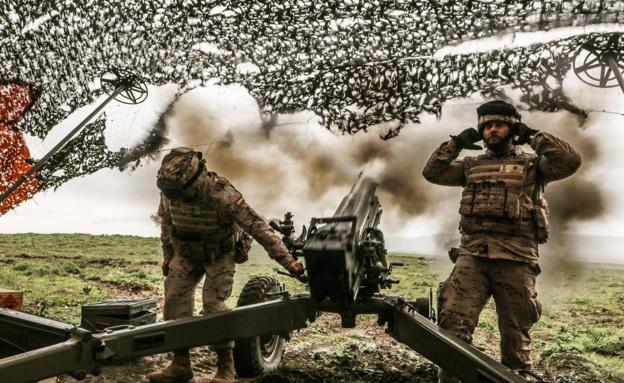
[385,300,527,383]
[607,55,624,94]
[0,85,127,206]
[0,337,86,383]
[0,296,314,382]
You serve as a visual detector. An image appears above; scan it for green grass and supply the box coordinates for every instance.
[468,261,624,382]
[0,233,622,381]
[0,233,161,260]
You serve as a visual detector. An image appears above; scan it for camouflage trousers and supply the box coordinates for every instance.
[163,241,236,350]
[438,255,542,382]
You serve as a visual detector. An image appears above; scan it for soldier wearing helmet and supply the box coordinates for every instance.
[149,147,304,383]
[422,100,582,382]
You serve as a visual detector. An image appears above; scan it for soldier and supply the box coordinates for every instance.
[422,100,582,382]
[149,147,304,383]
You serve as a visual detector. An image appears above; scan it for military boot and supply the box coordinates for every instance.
[149,350,194,383]
[210,348,236,383]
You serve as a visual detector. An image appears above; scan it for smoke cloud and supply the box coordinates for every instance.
[530,112,606,281]
[117,111,172,171]
[162,85,458,233]
[158,85,605,273]
[540,113,604,227]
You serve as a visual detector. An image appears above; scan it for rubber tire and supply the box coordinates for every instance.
[233,276,286,378]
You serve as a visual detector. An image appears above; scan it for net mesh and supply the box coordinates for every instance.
[1,0,623,188]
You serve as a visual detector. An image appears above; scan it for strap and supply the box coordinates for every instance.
[531,158,544,205]
[181,160,204,190]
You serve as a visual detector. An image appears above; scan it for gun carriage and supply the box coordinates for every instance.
[0,176,529,383]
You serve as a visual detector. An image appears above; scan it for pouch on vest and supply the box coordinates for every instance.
[234,232,253,264]
[459,184,475,215]
[533,206,549,244]
[221,233,236,254]
[531,175,549,244]
[459,181,507,218]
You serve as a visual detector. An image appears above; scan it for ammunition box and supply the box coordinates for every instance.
[81,298,157,333]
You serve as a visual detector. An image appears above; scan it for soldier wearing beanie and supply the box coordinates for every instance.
[422,100,582,382]
[150,147,304,383]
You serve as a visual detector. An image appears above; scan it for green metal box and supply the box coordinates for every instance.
[80,298,157,333]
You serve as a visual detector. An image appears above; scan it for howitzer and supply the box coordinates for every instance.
[271,176,400,325]
[0,176,530,383]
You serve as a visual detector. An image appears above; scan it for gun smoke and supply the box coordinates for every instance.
[535,112,606,280]
[159,85,455,229]
[150,85,605,267]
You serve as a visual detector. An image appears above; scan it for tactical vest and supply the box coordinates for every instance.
[169,199,226,239]
[459,156,549,243]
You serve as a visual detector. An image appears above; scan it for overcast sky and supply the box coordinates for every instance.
[1,25,623,262]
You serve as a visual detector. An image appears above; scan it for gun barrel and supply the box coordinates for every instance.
[333,176,379,238]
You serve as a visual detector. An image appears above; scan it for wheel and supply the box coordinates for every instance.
[233,276,286,378]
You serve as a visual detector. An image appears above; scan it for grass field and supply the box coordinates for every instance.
[0,233,623,382]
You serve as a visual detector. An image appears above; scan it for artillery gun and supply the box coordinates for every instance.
[0,176,529,383]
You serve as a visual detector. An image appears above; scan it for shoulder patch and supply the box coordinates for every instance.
[235,196,245,206]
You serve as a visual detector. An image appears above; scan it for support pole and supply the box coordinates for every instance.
[0,295,528,383]
[0,295,313,383]
[384,299,526,383]
[607,55,624,94]
[0,85,127,206]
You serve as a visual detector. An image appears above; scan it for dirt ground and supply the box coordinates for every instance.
[1,235,620,383]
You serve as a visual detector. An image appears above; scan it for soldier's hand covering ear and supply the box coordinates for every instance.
[287,260,305,276]
[451,128,483,150]
[513,123,539,145]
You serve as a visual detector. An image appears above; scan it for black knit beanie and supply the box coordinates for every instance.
[476,100,521,133]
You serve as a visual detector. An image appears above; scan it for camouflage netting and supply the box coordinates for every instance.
[1,0,623,188]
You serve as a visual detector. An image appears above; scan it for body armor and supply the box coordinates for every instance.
[459,156,549,243]
[168,199,229,240]
[166,195,236,261]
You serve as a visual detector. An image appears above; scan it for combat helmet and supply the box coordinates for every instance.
[156,147,204,199]
[476,100,521,134]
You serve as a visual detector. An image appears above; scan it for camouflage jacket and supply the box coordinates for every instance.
[158,172,294,268]
[422,131,582,263]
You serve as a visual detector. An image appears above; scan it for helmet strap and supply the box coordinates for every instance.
[180,160,204,190]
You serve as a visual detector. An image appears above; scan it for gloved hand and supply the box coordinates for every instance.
[286,260,305,276]
[451,128,482,150]
[513,122,539,145]
[161,257,172,276]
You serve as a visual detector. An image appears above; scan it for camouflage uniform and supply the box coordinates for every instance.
[158,171,294,349]
[422,131,581,379]
[151,148,297,383]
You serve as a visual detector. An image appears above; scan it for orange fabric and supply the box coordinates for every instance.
[0,83,39,214]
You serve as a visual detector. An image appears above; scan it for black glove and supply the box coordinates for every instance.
[513,123,539,145]
[451,128,482,150]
